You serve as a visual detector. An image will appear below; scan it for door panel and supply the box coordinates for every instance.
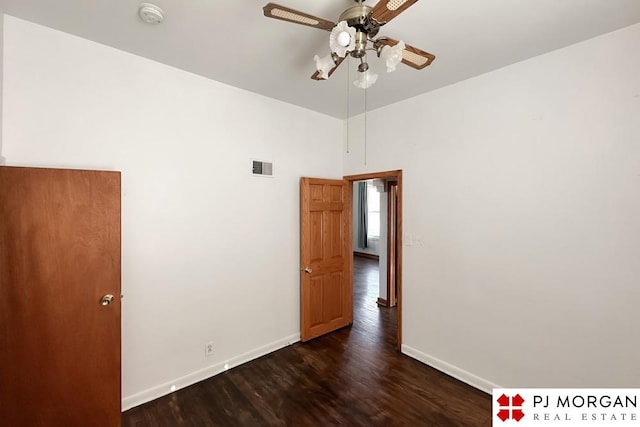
[310,211,324,262]
[300,178,352,341]
[324,272,344,321]
[309,277,324,327]
[0,166,121,426]
[327,211,342,258]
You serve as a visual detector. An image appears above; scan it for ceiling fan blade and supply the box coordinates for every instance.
[263,3,336,31]
[311,56,346,81]
[370,0,419,24]
[377,38,435,70]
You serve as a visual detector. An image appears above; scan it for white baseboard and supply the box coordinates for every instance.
[401,344,501,394]
[122,333,301,411]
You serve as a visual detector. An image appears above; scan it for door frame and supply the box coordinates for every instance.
[386,180,398,308]
[344,170,403,350]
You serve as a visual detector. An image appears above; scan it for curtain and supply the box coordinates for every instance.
[357,181,368,249]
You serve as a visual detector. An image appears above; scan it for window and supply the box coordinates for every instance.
[367,181,380,238]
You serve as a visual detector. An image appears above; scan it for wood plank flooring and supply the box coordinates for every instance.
[122,256,492,426]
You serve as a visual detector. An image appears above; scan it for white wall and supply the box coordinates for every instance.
[344,23,640,390]
[2,16,343,409]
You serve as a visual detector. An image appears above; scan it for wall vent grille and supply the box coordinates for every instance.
[252,160,273,177]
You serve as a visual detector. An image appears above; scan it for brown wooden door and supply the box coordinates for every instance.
[300,178,352,341]
[0,166,121,426]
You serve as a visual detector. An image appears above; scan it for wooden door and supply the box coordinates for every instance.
[300,178,352,341]
[0,166,121,426]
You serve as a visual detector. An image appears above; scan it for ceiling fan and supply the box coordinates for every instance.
[263,0,435,89]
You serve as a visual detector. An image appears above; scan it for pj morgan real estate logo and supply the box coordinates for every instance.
[492,389,640,426]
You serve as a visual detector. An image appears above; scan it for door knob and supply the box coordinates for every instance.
[301,267,313,274]
[100,294,114,306]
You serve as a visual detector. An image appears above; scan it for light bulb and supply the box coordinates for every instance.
[329,21,356,58]
[337,31,351,47]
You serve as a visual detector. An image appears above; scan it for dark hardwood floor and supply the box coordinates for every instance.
[122,256,491,426]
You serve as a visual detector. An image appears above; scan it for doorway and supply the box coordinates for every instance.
[344,170,403,350]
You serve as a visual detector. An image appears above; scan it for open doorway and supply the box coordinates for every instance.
[344,170,402,350]
[352,179,396,306]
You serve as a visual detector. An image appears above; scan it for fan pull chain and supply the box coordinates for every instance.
[364,86,368,166]
[346,57,350,154]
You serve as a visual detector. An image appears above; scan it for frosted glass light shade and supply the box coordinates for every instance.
[353,70,378,89]
[314,54,335,80]
[380,40,406,72]
[329,21,356,57]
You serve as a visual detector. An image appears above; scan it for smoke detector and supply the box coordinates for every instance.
[138,3,164,24]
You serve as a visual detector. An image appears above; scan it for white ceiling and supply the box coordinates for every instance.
[2,0,640,118]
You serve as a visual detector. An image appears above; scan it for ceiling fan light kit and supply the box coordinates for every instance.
[263,0,435,89]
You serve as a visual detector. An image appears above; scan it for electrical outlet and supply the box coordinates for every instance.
[205,341,214,357]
